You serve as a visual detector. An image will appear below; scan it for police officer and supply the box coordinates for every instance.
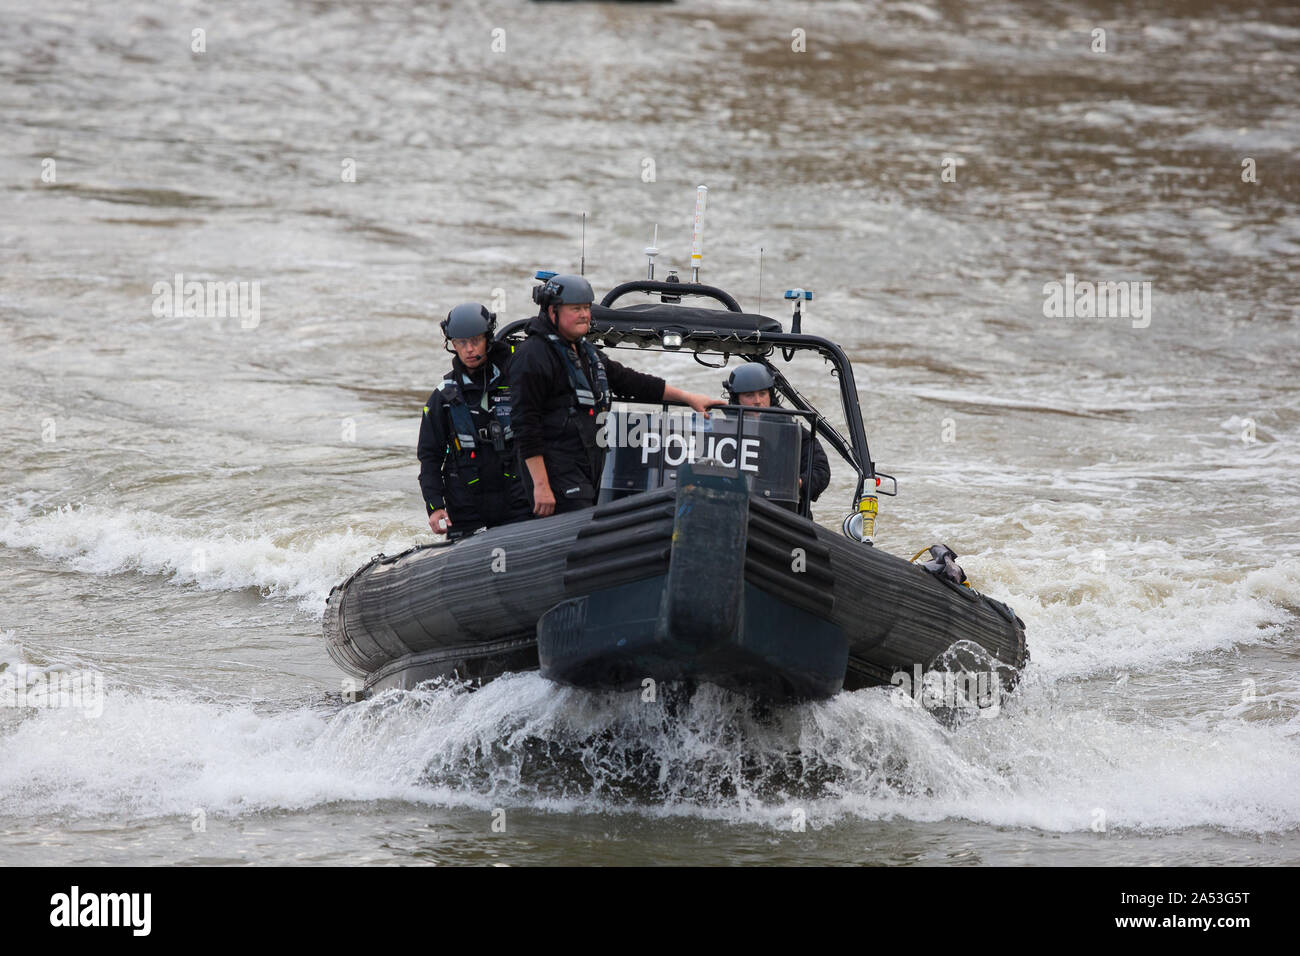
[510,274,721,517]
[724,362,831,511]
[418,303,531,536]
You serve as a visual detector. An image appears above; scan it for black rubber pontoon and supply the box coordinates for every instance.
[325,464,1025,701]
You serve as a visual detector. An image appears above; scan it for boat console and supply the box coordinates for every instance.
[597,407,810,512]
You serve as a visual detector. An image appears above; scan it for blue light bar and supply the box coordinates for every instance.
[784,289,813,300]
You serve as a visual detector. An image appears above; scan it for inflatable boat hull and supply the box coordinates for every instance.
[324,466,1026,702]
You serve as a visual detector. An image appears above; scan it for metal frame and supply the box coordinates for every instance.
[498,299,889,506]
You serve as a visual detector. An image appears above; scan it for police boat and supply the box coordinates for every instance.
[324,272,1028,705]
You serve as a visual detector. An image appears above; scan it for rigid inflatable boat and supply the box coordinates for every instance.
[324,275,1028,704]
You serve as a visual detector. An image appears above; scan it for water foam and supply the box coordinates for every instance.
[1,501,411,612]
[2,664,1296,834]
[974,544,1300,682]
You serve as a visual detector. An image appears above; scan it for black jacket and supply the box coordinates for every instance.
[417,341,531,531]
[799,428,831,511]
[510,313,666,507]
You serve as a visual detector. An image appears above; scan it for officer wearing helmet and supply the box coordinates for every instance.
[417,302,531,536]
[510,274,722,516]
[725,361,831,513]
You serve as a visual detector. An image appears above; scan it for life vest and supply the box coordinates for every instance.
[542,333,611,479]
[435,359,516,489]
[542,333,611,414]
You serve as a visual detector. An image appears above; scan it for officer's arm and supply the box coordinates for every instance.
[417,394,449,519]
[800,431,832,502]
[604,356,664,403]
[509,347,549,464]
[509,346,556,515]
[605,358,721,416]
[523,455,555,516]
[662,384,723,416]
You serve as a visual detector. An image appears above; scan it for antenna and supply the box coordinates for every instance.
[690,185,708,283]
[580,212,586,276]
[758,247,764,315]
[644,224,659,280]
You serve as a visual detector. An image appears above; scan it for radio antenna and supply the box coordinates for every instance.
[580,212,586,276]
[758,247,764,315]
[690,185,708,283]
[645,224,659,280]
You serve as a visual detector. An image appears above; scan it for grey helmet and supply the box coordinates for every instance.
[441,302,496,344]
[533,274,595,312]
[725,362,776,401]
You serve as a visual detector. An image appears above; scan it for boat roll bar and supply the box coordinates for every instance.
[601,279,743,313]
[498,299,895,507]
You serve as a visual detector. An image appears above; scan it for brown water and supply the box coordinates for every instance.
[2,0,1298,865]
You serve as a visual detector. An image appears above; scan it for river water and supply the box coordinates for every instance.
[2,0,1298,866]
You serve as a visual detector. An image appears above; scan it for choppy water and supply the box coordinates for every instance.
[2,0,1298,865]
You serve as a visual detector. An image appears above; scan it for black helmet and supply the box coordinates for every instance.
[441,303,496,342]
[725,362,776,400]
[532,274,595,311]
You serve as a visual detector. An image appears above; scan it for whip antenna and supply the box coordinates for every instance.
[580,212,586,276]
[758,247,764,314]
